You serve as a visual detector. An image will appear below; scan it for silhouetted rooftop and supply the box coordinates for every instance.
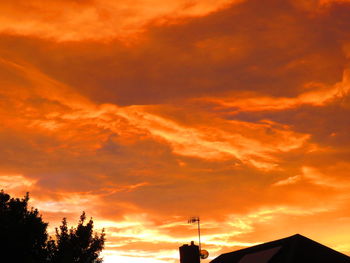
[210,234,350,263]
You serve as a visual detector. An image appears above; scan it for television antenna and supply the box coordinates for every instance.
[188,216,209,260]
[188,216,201,250]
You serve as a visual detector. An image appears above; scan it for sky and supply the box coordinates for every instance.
[1,0,350,262]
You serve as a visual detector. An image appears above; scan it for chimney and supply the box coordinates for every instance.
[179,241,200,263]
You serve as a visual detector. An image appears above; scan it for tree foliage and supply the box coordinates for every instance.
[50,212,105,263]
[0,190,49,262]
[0,190,105,263]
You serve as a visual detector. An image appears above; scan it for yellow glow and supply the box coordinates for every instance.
[0,174,36,190]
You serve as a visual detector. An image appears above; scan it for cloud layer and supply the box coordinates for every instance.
[1,0,350,262]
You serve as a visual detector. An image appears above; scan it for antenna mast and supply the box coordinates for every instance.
[188,216,201,251]
[187,216,209,260]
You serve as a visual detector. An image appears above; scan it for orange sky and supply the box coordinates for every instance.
[1,0,350,262]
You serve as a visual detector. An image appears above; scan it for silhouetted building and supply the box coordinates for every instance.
[210,234,350,263]
[179,241,200,263]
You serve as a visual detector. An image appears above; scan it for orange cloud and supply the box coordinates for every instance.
[1,0,350,262]
[197,69,350,113]
[0,173,36,194]
[0,0,241,41]
[276,166,350,189]
[0,57,312,171]
[320,0,350,4]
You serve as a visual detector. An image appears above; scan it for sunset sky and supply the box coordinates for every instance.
[1,0,350,262]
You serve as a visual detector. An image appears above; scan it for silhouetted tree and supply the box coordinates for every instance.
[0,190,105,263]
[0,190,50,263]
[50,212,105,263]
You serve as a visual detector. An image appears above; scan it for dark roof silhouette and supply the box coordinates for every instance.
[210,234,350,263]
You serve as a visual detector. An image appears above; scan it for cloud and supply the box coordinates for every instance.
[0,57,311,172]
[197,69,350,112]
[273,165,350,190]
[0,173,36,192]
[1,0,349,106]
[0,0,240,41]
[1,0,350,261]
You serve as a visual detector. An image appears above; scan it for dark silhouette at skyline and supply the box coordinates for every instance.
[0,190,50,262]
[210,234,350,263]
[50,212,105,263]
[179,241,200,263]
[0,190,105,263]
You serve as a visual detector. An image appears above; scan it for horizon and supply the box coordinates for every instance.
[1,0,350,262]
